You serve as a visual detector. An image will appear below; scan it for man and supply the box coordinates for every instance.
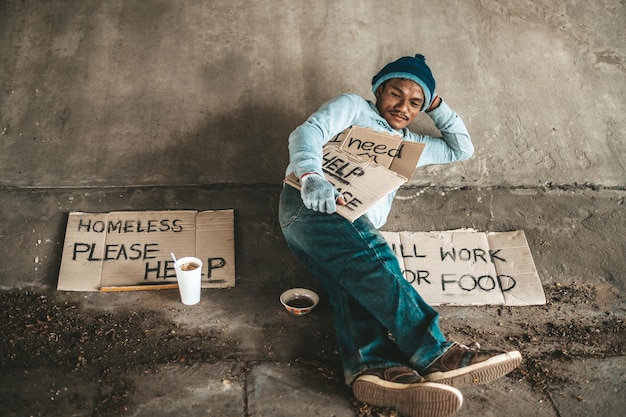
[279,54,521,417]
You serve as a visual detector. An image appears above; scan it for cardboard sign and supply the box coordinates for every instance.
[57,210,235,292]
[285,126,425,222]
[328,126,425,179]
[382,229,545,306]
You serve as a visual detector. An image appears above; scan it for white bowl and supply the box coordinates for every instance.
[280,288,320,315]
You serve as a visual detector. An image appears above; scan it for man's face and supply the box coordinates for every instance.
[375,78,424,130]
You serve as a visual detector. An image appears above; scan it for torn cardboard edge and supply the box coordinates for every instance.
[381,229,545,306]
[285,126,425,222]
[57,209,235,292]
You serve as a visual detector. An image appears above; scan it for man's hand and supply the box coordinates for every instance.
[426,94,441,112]
[300,173,346,213]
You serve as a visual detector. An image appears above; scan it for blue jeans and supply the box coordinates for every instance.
[279,185,453,385]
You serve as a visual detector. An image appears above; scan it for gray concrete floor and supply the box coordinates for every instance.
[1,185,624,416]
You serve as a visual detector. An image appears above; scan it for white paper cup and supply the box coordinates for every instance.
[175,256,202,305]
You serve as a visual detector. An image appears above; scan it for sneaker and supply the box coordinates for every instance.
[352,366,463,417]
[423,342,522,387]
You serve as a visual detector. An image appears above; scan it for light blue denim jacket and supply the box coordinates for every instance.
[286,93,473,228]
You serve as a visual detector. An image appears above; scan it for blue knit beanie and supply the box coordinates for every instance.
[371,54,436,111]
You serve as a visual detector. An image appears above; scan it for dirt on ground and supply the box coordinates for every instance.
[1,280,624,417]
[0,291,240,416]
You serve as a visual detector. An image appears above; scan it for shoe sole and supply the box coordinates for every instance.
[353,376,463,417]
[425,350,522,387]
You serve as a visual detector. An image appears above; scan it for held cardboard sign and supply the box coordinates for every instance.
[382,229,545,306]
[328,126,425,179]
[57,210,235,292]
[285,126,425,222]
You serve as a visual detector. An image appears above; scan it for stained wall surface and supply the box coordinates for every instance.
[1,0,624,189]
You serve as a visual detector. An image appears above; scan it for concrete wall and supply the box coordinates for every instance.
[1,0,624,189]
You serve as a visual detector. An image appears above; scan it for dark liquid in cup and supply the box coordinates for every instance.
[180,262,199,271]
[286,296,314,309]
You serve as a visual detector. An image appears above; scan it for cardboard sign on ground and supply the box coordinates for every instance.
[381,229,545,306]
[57,210,235,292]
[285,126,425,222]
